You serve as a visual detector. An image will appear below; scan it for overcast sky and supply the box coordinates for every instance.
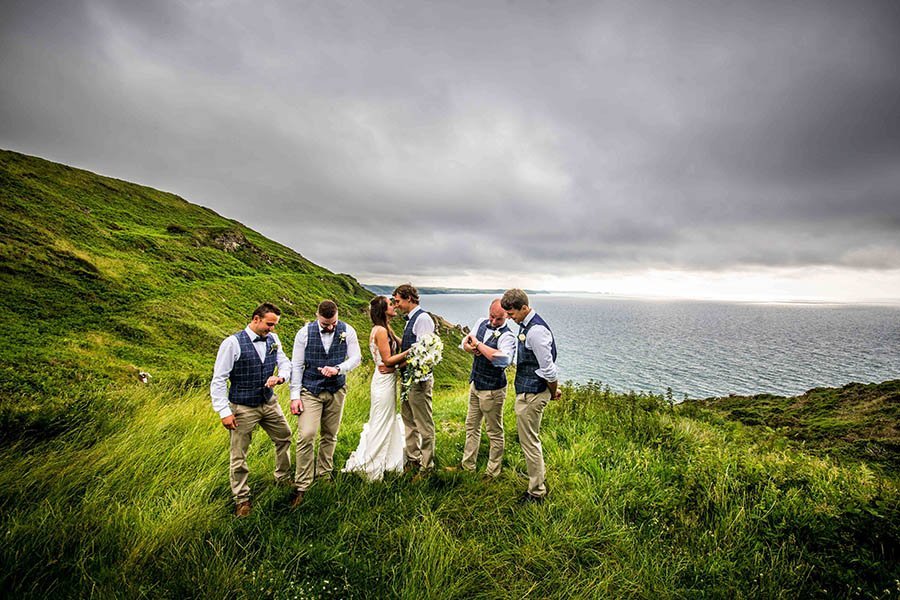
[2,0,899,301]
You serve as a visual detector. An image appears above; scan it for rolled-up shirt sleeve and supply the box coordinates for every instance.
[526,325,559,383]
[290,326,308,399]
[210,336,239,418]
[338,325,362,374]
[492,330,517,369]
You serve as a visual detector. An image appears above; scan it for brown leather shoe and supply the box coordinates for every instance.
[234,500,252,517]
[519,492,545,504]
[289,490,305,509]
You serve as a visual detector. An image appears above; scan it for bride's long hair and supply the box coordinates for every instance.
[369,296,401,353]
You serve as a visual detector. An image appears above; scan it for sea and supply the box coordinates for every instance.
[422,293,900,399]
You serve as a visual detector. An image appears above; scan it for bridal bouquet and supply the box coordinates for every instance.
[401,333,444,401]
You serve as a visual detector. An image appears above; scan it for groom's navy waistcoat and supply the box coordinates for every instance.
[401,308,427,352]
[470,320,510,391]
[228,330,277,406]
[515,313,557,394]
[301,320,348,395]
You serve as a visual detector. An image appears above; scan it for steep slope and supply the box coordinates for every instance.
[0,149,467,437]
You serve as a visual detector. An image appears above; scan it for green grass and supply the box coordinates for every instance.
[2,149,899,598]
[0,148,468,439]
[686,381,900,473]
[1,376,897,598]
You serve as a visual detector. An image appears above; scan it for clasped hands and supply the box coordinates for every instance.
[289,367,338,415]
[318,366,340,378]
[463,334,480,355]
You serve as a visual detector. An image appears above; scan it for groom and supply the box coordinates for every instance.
[392,283,437,473]
[289,300,361,507]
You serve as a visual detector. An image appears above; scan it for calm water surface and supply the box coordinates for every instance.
[423,294,900,399]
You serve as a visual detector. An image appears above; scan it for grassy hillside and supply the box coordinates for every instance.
[0,149,468,439]
[683,381,900,473]
[1,150,898,598]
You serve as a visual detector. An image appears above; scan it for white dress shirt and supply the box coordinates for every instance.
[210,327,292,419]
[290,322,362,398]
[519,310,559,383]
[460,317,517,368]
[406,306,436,381]
[407,306,435,339]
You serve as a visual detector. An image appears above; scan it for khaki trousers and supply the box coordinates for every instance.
[228,399,293,504]
[515,390,550,497]
[294,386,347,492]
[401,378,435,469]
[461,382,506,477]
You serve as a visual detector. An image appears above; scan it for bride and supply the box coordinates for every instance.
[343,296,408,481]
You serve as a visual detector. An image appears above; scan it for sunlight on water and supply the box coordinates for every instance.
[423,294,900,399]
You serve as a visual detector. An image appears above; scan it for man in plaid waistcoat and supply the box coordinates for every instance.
[460,298,517,477]
[288,300,361,507]
[391,283,437,474]
[501,289,560,503]
[210,302,293,517]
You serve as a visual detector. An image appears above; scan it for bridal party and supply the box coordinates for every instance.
[210,284,560,517]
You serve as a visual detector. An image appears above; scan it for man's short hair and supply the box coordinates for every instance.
[317,300,338,319]
[392,283,419,304]
[252,302,281,319]
[500,289,529,311]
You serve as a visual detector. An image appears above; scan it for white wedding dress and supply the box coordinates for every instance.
[342,334,405,481]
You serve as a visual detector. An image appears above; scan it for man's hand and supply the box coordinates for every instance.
[463,335,479,354]
[377,364,395,374]
[318,366,340,378]
[265,376,284,388]
[221,415,238,430]
[548,381,561,401]
[290,398,304,415]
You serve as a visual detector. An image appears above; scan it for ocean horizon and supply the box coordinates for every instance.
[418,292,900,400]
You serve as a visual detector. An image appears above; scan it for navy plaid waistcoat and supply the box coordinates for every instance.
[515,313,558,394]
[470,320,510,391]
[228,330,277,406]
[301,320,348,395]
[401,308,428,352]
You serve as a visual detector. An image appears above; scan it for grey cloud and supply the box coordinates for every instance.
[1,0,899,284]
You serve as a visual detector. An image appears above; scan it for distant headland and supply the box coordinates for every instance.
[364,284,552,296]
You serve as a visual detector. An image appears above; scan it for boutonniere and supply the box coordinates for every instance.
[492,330,501,339]
[339,331,347,343]
[268,342,279,355]
[518,333,526,343]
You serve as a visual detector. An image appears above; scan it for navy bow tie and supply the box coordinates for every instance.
[253,336,267,343]
[321,328,333,335]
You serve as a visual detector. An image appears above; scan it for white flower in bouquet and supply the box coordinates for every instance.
[401,334,444,401]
